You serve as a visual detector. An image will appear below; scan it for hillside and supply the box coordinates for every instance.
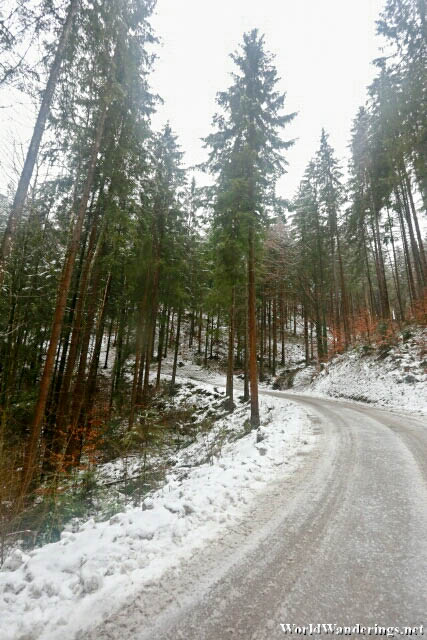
[0,382,313,640]
[301,328,427,414]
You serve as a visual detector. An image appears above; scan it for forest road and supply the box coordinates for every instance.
[89,392,427,640]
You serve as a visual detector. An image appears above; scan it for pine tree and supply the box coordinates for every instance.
[203,29,295,427]
[316,130,350,347]
[19,0,158,497]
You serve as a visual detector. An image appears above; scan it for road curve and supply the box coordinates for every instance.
[89,393,427,640]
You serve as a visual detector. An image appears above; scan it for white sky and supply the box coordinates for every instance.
[150,0,386,198]
[0,0,386,199]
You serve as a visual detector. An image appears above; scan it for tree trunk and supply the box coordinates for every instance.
[336,231,350,347]
[204,314,209,366]
[399,181,424,292]
[128,279,149,428]
[189,310,194,349]
[361,222,376,317]
[403,165,427,279]
[314,288,324,363]
[259,296,265,382]
[248,226,259,428]
[197,309,202,354]
[170,308,182,390]
[387,208,404,322]
[0,0,79,287]
[369,184,390,318]
[20,101,108,498]
[78,272,112,459]
[304,305,309,365]
[142,261,160,398]
[267,300,272,370]
[272,296,277,377]
[155,305,167,389]
[280,297,285,366]
[63,249,104,468]
[104,318,113,369]
[395,189,417,306]
[243,310,250,402]
[54,205,101,438]
[209,315,214,359]
[163,307,170,358]
[225,287,235,411]
[310,322,314,361]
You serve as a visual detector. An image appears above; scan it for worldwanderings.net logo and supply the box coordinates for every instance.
[279,624,425,638]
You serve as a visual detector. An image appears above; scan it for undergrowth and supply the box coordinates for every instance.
[0,381,224,563]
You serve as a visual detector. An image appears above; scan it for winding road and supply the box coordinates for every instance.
[90,391,427,640]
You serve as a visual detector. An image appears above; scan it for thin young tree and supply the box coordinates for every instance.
[0,0,79,287]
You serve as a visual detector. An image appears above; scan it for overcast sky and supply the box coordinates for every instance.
[150,0,386,198]
[0,0,386,198]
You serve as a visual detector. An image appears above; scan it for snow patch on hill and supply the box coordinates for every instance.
[307,328,427,414]
[0,383,313,640]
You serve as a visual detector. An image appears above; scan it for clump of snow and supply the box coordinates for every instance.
[0,385,313,640]
[307,328,427,414]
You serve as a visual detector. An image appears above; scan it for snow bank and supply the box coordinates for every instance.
[0,389,312,640]
[308,329,427,414]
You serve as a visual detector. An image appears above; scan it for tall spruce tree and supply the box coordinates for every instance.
[203,29,295,427]
[316,130,350,347]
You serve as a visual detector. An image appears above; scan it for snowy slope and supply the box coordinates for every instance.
[305,328,427,414]
[0,383,313,640]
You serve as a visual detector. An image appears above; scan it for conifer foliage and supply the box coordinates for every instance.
[0,0,425,543]
[203,29,296,426]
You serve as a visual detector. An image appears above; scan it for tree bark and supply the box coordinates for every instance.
[20,101,108,498]
[387,208,404,321]
[403,165,427,278]
[248,226,259,428]
[243,309,250,402]
[225,287,235,411]
[272,296,277,376]
[336,231,350,347]
[54,204,101,437]
[170,308,182,390]
[204,314,209,366]
[369,183,390,318]
[129,292,148,429]
[63,242,104,469]
[259,295,265,382]
[304,305,309,365]
[155,305,167,389]
[395,188,417,306]
[163,307,170,358]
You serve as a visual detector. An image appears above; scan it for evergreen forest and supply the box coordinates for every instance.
[0,0,426,551]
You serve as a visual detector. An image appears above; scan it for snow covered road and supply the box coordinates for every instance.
[90,392,427,639]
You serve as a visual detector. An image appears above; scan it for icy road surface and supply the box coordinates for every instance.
[90,392,427,640]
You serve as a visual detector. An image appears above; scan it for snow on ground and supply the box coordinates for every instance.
[0,381,313,640]
[281,339,306,367]
[304,328,427,415]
